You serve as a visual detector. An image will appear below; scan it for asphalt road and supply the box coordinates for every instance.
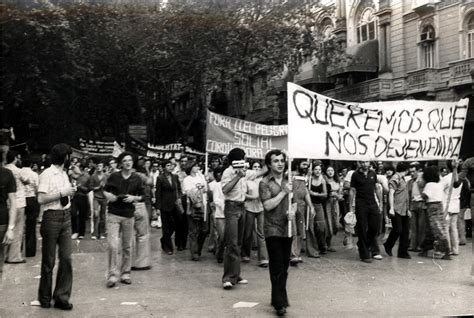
[0,228,472,317]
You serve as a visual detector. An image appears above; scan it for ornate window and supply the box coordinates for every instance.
[420,25,435,68]
[467,14,474,58]
[321,17,334,40]
[357,7,376,43]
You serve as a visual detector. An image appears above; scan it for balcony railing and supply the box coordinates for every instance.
[321,78,392,102]
[293,63,329,85]
[448,58,474,88]
[406,68,438,94]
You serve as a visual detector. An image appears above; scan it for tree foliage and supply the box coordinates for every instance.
[1,1,344,150]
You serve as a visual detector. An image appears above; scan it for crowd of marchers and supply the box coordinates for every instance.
[0,144,472,316]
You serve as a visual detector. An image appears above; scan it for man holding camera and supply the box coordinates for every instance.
[221,148,248,289]
[37,144,76,310]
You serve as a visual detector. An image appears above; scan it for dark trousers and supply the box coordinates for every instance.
[187,215,209,259]
[0,224,6,278]
[222,201,245,284]
[71,194,89,236]
[176,196,188,249]
[409,202,426,250]
[25,196,40,257]
[38,209,73,305]
[266,236,292,310]
[355,203,381,260]
[385,213,410,256]
[160,208,180,253]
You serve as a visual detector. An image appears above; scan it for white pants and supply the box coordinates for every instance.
[447,213,459,255]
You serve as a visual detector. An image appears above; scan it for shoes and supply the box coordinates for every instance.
[131,266,151,271]
[91,236,97,240]
[441,253,452,260]
[383,243,392,256]
[308,254,320,258]
[372,254,383,260]
[258,262,269,268]
[223,282,233,290]
[237,278,248,284]
[100,235,106,240]
[398,254,411,259]
[276,307,287,316]
[54,301,73,310]
[191,257,200,261]
[40,302,51,308]
[289,259,299,267]
[320,249,327,255]
[5,259,26,264]
[177,247,184,251]
[241,257,250,263]
[105,277,117,288]
[361,258,372,263]
[459,242,466,246]
[166,251,173,255]
[450,252,459,256]
[71,233,78,239]
[78,236,84,240]
[327,247,336,252]
[120,278,132,284]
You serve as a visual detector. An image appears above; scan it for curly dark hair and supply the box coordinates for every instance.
[423,166,440,183]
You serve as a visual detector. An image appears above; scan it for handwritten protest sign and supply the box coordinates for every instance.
[206,110,287,159]
[287,83,469,161]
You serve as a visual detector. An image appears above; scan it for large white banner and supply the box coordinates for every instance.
[287,83,469,161]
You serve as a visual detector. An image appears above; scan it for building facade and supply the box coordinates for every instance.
[244,0,474,158]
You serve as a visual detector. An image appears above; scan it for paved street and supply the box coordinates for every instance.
[0,228,472,318]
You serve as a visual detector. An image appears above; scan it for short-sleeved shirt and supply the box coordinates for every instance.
[88,173,107,200]
[440,173,462,213]
[38,164,72,210]
[350,169,379,206]
[245,174,263,213]
[423,182,444,204]
[209,181,225,219]
[221,166,247,202]
[5,163,27,208]
[389,173,409,215]
[259,174,290,238]
[104,172,144,218]
[22,167,39,198]
[0,167,17,225]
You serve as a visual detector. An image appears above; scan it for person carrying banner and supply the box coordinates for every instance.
[418,165,451,260]
[349,161,388,263]
[290,159,314,266]
[259,149,293,316]
[221,148,248,290]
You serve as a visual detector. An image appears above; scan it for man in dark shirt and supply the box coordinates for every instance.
[0,149,17,279]
[349,161,388,263]
[104,152,144,288]
[259,149,293,317]
[70,163,90,239]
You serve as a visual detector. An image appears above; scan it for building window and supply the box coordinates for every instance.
[468,14,474,58]
[420,25,435,68]
[357,8,376,43]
